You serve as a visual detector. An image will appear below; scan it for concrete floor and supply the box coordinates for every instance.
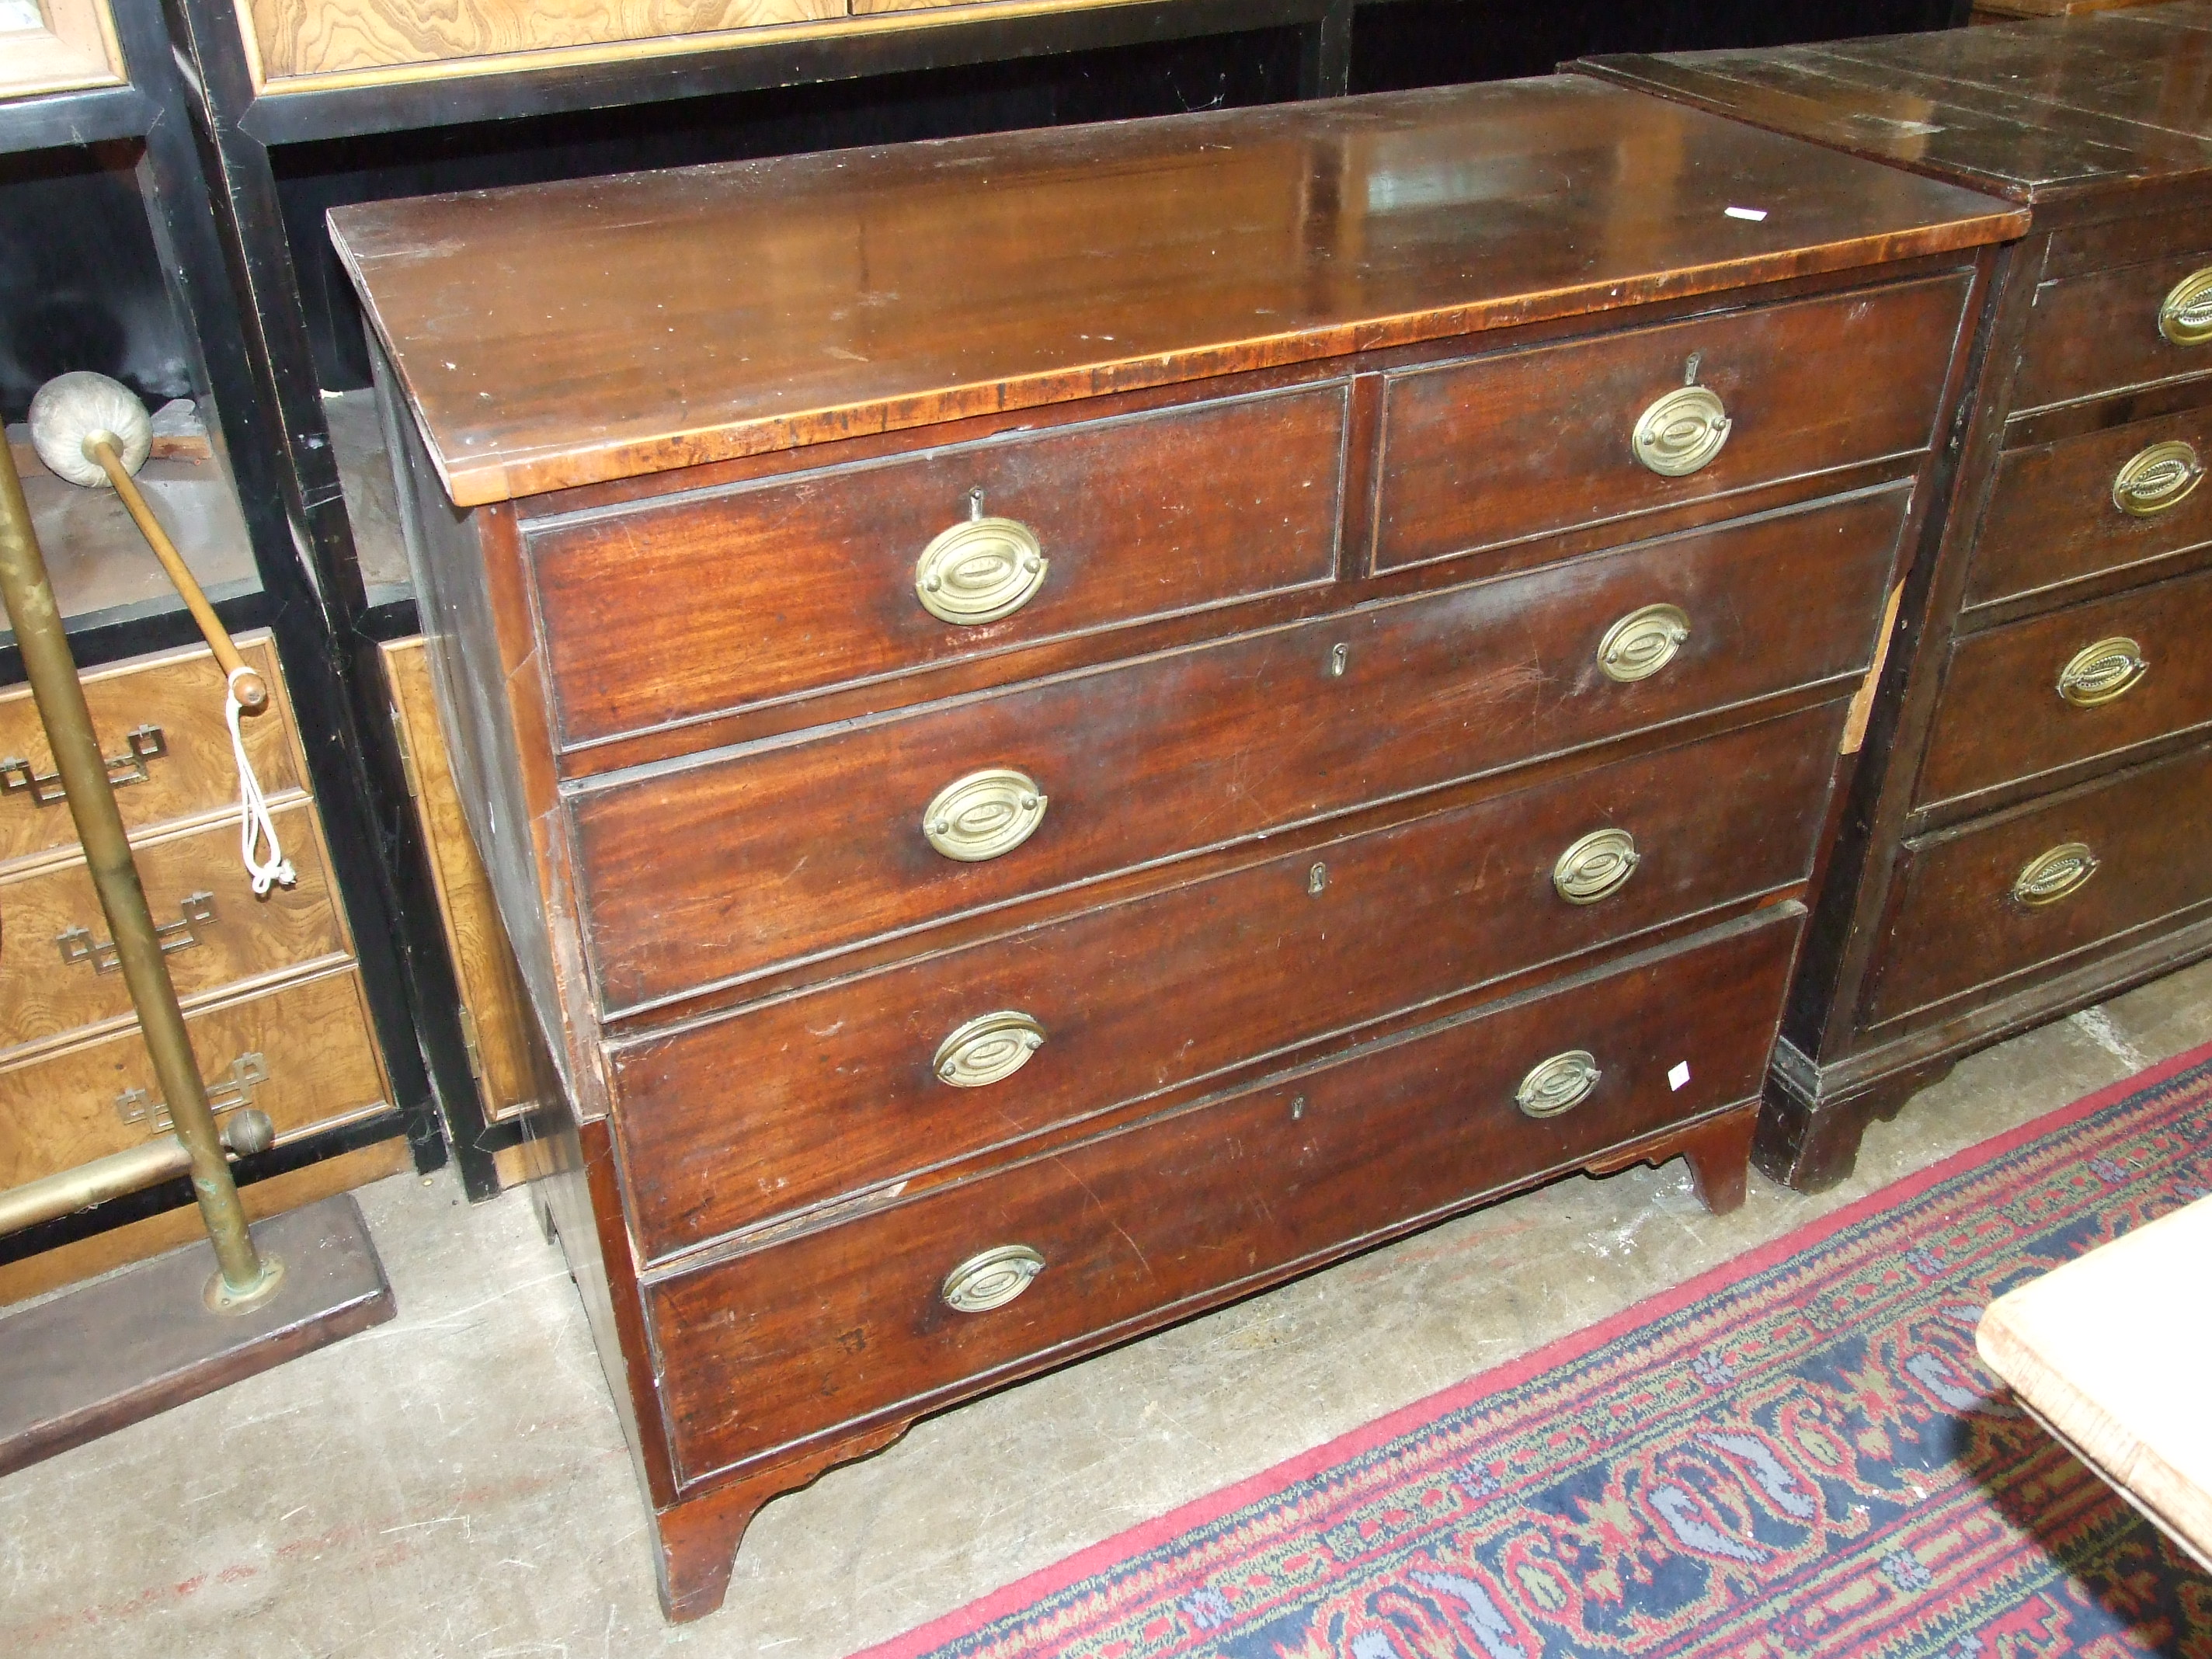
[6,959,2210,1658]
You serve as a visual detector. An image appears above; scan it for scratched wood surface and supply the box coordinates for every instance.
[332,77,2024,506]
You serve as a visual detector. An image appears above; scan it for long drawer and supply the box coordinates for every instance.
[530,382,1349,746]
[573,484,1908,1013]
[0,635,304,871]
[1371,273,1965,572]
[645,905,1802,1487]
[1866,741,2212,1029]
[1917,564,2212,809]
[610,701,1842,1257]
[1967,405,2212,610]
[0,798,349,1063]
[2015,248,2212,414]
[0,965,394,1191]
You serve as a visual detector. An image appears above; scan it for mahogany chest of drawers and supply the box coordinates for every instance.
[1580,1,2212,1188]
[334,79,2019,1620]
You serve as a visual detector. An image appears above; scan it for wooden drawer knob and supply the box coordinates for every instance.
[1632,384,1731,477]
[2012,842,2099,908]
[1515,1049,1602,1118]
[941,1243,1045,1313]
[1553,827,1640,904]
[934,1010,1045,1087]
[922,767,1047,861]
[2158,266,2212,346]
[915,502,1047,626]
[2056,637,2148,708]
[2112,440,2203,517]
[1597,603,1691,683]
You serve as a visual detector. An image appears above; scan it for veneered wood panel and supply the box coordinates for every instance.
[571,485,1907,1013]
[0,0,124,101]
[610,701,1842,1257]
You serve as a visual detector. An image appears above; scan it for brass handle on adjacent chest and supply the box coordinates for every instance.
[0,723,166,807]
[922,767,1047,861]
[1553,828,1640,905]
[915,513,1047,625]
[2056,637,2148,708]
[1632,385,1731,478]
[2012,842,2099,908]
[941,1243,1045,1313]
[2112,440,2203,516]
[1597,603,1691,683]
[1515,1049,1602,1118]
[934,1010,1046,1087]
[2158,266,2212,346]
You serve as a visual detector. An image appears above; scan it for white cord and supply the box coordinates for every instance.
[227,666,295,896]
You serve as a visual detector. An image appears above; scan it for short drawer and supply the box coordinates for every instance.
[1371,273,1967,573]
[610,701,1842,1257]
[0,634,306,871]
[1866,742,2212,1029]
[645,906,1800,1486]
[0,798,350,1064]
[573,484,1906,1013]
[1918,565,2212,809]
[0,965,394,1192]
[529,383,1348,747]
[2015,249,2212,413]
[1967,405,2212,610]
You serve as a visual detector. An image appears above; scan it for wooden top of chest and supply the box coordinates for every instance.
[1579,2,2212,210]
[332,75,2021,506]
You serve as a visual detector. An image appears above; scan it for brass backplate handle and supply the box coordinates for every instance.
[2112,440,2203,516]
[59,890,216,973]
[923,767,1048,861]
[114,1049,270,1134]
[1515,1049,1602,1118]
[2012,842,2099,908]
[0,723,165,805]
[916,516,1047,625]
[1553,827,1640,905]
[941,1243,1045,1313]
[1598,603,1691,683]
[2159,266,2212,346]
[2056,636,2148,708]
[1632,384,1731,477]
[934,1010,1046,1087]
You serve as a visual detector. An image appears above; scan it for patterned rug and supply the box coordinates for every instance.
[864,1042,2212,1659]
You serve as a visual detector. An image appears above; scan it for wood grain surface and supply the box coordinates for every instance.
[331,78,2022,505]
[0,0,125,101]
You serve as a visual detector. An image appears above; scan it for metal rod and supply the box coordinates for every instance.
[86,436,266,712]
[0,1110,273,1239]
[0,437,271,1298]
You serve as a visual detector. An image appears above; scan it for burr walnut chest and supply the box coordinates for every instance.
[334,78,2020,1620]
[1579,1,2212,1189]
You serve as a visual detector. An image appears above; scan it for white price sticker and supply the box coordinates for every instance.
[1667,1062,1692,1092]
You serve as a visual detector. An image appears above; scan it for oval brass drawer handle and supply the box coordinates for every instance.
[923,767,1047,861]
[2158,266,2212,346]
[1597,603,1691,683]
[2112,440,2203,516]
[915,513,1047,625]
[2012,842,2099,908]
[1553,827,1640,905]
[934,1010,1046,1087]
[942,1243,1045,1313]
[1515,1049,1602,1119]
[2056,636,2148,708]
[1632,385,1731,477]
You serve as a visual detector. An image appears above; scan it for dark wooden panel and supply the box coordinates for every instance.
[1372,273,1967,572]
[1967,402,2212,609]
[1918,565,2212,809]
[529,382,1348,747]
[571,485,1907,1014]
[1866,740,2212,1028]
[648,906,1800,1486]
[2015,248,2212,413]
[329,78,2022,505]
[609,701,1843,1257]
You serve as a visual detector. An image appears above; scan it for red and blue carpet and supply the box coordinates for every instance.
[866,1042,2212,1659]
